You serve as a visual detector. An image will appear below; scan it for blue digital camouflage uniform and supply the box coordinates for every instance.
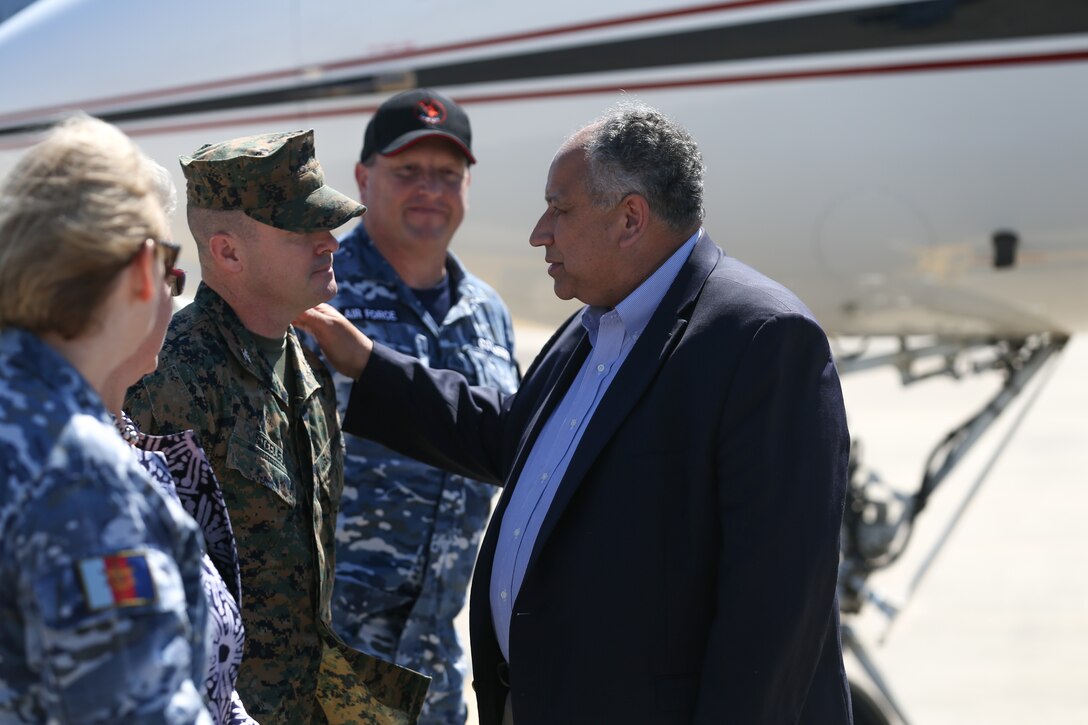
[0,328,210,724]
[126,283,429,725]
[326,224,519,725]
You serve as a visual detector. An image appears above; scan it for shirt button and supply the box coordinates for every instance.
[513,528,521,538]
[500,590,508,600]
[540,472,549,482]
[596,364,606,373]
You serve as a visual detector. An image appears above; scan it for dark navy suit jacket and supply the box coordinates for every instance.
[344,234,853,724]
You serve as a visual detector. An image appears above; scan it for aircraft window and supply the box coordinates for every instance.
[0,0,38,26]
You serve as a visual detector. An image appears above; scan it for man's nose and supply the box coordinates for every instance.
[315,231,339,254]
[529,213,552,247]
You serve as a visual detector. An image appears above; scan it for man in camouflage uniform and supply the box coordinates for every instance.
[1,328,210,723]
[126,130,428,724]
[326,89,519,725]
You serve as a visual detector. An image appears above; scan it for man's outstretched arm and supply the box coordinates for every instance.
[297,303,510,484]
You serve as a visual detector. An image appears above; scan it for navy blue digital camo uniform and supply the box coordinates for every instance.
[0,328,210,724]
[326,224,519,724]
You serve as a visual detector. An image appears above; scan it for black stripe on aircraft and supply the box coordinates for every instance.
[2,0,1087,138]
[418,0,1088,88]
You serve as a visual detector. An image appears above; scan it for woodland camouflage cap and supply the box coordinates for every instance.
[180,129,364,232]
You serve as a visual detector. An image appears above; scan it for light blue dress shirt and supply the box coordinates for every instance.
[489,229,702,661]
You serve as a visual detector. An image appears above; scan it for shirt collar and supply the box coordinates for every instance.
[581,228,702,345]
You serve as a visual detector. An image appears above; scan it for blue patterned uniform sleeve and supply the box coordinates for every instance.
[11,419,211,724]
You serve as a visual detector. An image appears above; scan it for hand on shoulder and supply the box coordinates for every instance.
[293,303,373,380]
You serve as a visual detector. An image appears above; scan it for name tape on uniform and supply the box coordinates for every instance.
[342,307,398,322]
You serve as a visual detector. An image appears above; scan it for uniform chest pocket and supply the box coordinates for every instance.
[226,429,296,507]
[462,342,519,393]
[381,337,419,358]
[311,431,343,506]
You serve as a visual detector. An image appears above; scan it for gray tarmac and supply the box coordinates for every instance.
[456,331,1088,724]
[842,333,1088,724]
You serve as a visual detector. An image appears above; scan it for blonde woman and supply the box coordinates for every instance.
[0,116,210,722]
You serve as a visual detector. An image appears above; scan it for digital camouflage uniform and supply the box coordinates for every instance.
[127,283,429,725]
[327,224,519,725]
[0,328,210,724]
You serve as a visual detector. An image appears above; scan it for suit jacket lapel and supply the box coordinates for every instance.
[471,316,589,650]
[525,234,723,575]
[497,320,590,519]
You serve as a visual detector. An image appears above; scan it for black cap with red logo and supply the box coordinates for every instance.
[360,88,475,165]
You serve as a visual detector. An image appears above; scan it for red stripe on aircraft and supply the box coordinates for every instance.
[122,48,1088,138]
[319,0,791,72]
[0,0,795,126]
[456,48,1088,105]
[0,45,1085,150]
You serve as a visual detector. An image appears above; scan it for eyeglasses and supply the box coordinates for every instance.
[147,239,185,297]
[153,239,181,274]
[128,239,185,297]
[388,164,468,191]
[167,267,186,298]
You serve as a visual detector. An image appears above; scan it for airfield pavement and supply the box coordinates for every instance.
[453,331,1088,724]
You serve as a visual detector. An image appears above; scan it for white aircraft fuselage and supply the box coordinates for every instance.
[1,0,1087,338]
[5,4,1084,722]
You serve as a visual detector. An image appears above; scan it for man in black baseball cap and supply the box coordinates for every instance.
[361,88,476,164]
[323,89,519,725]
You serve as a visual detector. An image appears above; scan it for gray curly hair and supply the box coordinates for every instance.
[576,100,705,234]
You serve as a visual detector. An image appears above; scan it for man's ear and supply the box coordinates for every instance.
[617,193,650,249]
[207,231,244,273]
[355,161,369,202]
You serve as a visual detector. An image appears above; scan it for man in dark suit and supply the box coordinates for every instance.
[299,101,853,724]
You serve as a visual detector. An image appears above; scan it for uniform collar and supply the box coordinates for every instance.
[191,283,324,406]
[338,223,480,326]
[0,327,112,423]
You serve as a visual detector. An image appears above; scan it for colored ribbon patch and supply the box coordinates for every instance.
[78,552,157,610]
